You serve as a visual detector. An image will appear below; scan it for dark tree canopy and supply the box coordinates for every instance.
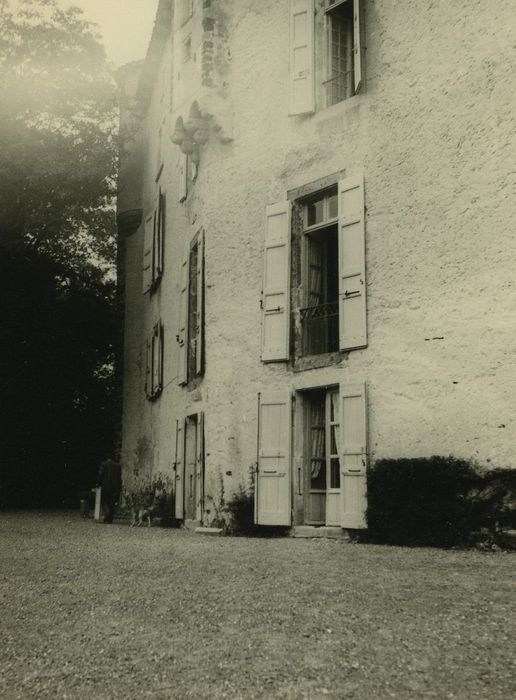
[0,0,120,507]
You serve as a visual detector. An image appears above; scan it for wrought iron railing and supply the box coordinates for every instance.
[299,301,339,356]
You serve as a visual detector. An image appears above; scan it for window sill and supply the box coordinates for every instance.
[311,93,362,124]
[292,351,345,373]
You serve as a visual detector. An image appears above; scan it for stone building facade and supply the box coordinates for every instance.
[117,0,516,530]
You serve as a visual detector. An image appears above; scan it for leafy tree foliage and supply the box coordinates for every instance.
[0,0,120,507]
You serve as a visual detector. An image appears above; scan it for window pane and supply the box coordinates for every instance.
[330,424,339,456]
[311,459,326,490]
[330,391,339,422]
[330,458,340,489]
[328,192,338,219]
[307,197,325,226]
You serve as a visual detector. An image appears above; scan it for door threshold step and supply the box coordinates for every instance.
[183,519,202,531]
[290,526,350,540]
[195,527,224,536]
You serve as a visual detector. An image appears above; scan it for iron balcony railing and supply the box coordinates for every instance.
[299,301,339,356]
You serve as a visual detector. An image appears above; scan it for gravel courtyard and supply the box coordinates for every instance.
[0,512,514,700]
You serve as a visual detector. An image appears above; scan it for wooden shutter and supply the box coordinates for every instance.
[156,323,164,393]
[142,213,154,293]
[174,418,185,519]
[339,382,367,529]
[180,153,188,203]
[152,324,159,395]
[157,190,165,278]
[255,391,292,526]
[338,174,367,350]
[195,229,204,376]
[289,0,315,115]
[353,0,363,94]
[144,337,151,398]
[177,243,189,385]
[195,412,204,521]
[261,202,291,362]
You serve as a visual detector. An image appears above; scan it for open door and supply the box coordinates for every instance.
[340,382,367,529]
[255,391,292,526]
[174,418,185,520]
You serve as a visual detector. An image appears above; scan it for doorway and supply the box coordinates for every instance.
[303,387,341,526]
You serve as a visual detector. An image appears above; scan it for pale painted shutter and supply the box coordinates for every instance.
[338,174,367,350]
[195,229,204,376]
[261,202,291,362]
[177,244,189,385]
[339,382,367,529]
[174,418,185,519]
[353,0,363,94]
[288,0,315,115]
[196,412,204,521]
[255,391,291,526]
[142,213,154,293]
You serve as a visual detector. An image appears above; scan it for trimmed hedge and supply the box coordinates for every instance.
[367,457,483,547]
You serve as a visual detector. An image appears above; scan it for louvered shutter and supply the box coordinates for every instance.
[142,213,154,293]
[353,0,363,94]
[156,323,164,393]
[255,391,291,526]
[338,174,367,350]
[180,153,188,203]
[261,202,291,362]
[177,244,189,385]
[174,418,185,519]
[195,229,204,376]
[144,337,151,398]
[157,190,165,278]
[339,382,367,529]
[196,412,204,521]
[152,324,160,395]
[288,0,315,115]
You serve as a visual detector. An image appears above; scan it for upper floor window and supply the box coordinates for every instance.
[145,321,164,400]
[288,0,364,115]
[261,175,366,363]
[177,229,205,385]
[142,188,166,294]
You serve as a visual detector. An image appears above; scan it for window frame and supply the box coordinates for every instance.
[145,321,164,400]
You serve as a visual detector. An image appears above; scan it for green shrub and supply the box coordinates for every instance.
[225,483,256,536]
[367,456,482,547]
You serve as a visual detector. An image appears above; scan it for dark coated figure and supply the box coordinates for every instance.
[98,458,122,524]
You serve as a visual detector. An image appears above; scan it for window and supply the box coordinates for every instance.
[325,0,355,105]
[177,229,204,384]
[261,174,366,363]
[288,0,363,115]
[179,152,197,203]
[300,187,339,355]
[142,188,166,294]
[183,34,192,63]
[145,322,164,399]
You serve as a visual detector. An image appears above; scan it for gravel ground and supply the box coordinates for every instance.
[0,512,514,700]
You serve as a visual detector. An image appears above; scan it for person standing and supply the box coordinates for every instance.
[97,458,122,524]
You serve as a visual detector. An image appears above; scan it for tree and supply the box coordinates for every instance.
[0,0,120,507]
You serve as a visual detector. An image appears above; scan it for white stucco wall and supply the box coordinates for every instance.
[120,0,516,519]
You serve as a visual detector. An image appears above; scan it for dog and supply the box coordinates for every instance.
[130,503,156,527]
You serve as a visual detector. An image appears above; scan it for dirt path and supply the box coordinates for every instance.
[0,512,514,699]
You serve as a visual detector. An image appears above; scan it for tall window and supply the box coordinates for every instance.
[178,229,204,385]
[324,0,355,106]
[300,186,339,356]
[145,322,164,400]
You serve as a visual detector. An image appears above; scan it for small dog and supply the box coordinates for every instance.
[130,504,155,527]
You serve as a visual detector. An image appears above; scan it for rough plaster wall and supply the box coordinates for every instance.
[121,0,516,518]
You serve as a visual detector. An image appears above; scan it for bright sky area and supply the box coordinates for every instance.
[58,0,159,67]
